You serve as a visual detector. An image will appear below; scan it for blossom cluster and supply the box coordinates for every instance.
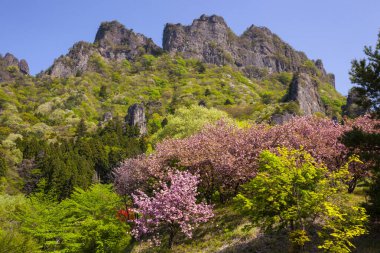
[131,170,213,244]
[114,116,380,201]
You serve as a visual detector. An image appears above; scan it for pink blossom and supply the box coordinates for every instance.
[131,170,213,246]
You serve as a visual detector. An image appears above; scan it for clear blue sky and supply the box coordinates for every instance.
[1,0,379,95]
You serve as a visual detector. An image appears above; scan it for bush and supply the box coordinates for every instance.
[235,148,367,252]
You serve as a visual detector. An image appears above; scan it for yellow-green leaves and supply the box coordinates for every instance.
[235,148,367,252]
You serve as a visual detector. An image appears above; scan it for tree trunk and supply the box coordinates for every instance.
[348,175,359,193]
[168,229,175,249]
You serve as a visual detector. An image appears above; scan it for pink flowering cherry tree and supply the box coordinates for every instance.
[131,170,214,248]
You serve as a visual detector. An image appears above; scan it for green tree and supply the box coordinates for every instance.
[19,184,131,252]
[0,155,7,177]
[76,118,87,138]
[99,85,108,99]
[349,32,380,116]
[0,194,41,252]
[153,105,233,141]
[345,31,380,216]
[340,127,380,214]
[235,148,367,253]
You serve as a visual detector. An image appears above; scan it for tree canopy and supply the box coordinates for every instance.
[350,32,380,117]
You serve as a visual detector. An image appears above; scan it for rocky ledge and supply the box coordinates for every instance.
[0,53,29,81]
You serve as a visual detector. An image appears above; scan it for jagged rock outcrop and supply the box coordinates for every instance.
[95,21,162,61]
[103,112,113,122]
[164,15,329,78]
[47,21,162,77]
[47,42,96,77]
[47,15,336,88]
[342,87,370,118]
[42,15,338,117]
[286,72,325,115]
[98,112,113,127]
[313,59,335,87]
[314,59,327,76]
[0,53,29,81]
[18,59,29,75]
[125,103,147,135]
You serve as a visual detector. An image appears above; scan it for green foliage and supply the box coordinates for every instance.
[276,72,293,86]
[17,184,130,252]
[0,194,40,252]
[340,127,380,215]
[318,81,346,117]
[6,65,19,74]
[302,60,318,74]
[17,118,145,200]
[349,32,380,116]
[318,204,368,253]
[0,52,344,197]
[76,118,87,137]
[235,148,367,252]
[152,105,233,141]
[99,84,108,99]
[0,155,7,177]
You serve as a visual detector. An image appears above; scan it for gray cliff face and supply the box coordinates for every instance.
[125,103,147,135]
[342,87,370,118]
[95,21,162,61]
[42,15,337,117]
[163,15,233,65]
[286,72,325,115]
[47,42,96,77]
[0,53,30,81]
[47,15,335,89]
[47,21,162,78]
[164,15,325,76]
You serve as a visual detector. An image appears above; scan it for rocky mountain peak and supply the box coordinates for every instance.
[2,53,29,75]
[95,20,136,47]
[163,14,232,61]
[164,14,314,75]
[243,25,274,38]
[45,15,335,89]
[0,53,29,81]
[195,14,228,26]
[4,53,19,66]
[163,15,335,88]
[46,20,162,77]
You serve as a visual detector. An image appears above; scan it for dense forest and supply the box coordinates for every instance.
[0,15,379,253]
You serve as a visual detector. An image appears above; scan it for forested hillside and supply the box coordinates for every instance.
[0,15,379,253]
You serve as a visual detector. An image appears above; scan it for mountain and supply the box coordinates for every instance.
[0,53,29,81]
[0,13,345,209]
[163,15,306,73]
[44,14,336,85]
[163,15,335,85]
[39,15,341,117]
[46,21,162,77]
